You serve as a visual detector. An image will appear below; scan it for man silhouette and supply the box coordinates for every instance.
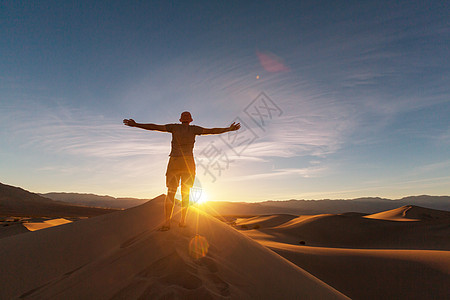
[123,112,240,230]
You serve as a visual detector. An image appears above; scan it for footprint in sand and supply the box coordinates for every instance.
[112,248,230,299]
[196,256,219,273]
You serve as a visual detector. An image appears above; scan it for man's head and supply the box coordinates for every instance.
[180,111,193,124]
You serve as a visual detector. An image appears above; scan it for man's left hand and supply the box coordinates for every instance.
[229,122,241,131]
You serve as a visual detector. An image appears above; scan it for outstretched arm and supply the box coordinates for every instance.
[123,119,168,132]
[202,122,241,135]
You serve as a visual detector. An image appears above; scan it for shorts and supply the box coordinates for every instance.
[165,156,196,190]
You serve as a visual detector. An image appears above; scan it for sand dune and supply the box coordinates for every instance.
[236,205,450,299]
[365,205,450,221]
[0,195,347,299]
[240,208,450,250]
[3,194,448,299]
[0,222,29,239]
[235,214,298,228]
[260,241,450,300]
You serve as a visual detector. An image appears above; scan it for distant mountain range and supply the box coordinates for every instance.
[204,196,450,216]
[41,193,150,209]
[42,190,450,215]
[1,182,449,216]
[0,183,118,217]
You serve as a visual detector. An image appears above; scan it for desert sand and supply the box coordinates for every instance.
[2,196,448,299]
[0,195,347,299]
[236,205,450,299]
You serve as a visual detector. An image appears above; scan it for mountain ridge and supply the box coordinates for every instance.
[204,195,450,215]
[0,182,118,217]
[41,192,149,209]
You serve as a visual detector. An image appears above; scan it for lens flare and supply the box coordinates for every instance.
[189,234,209,259]
[256,50,289,72]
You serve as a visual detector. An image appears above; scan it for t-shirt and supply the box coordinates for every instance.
[165,123,204,157]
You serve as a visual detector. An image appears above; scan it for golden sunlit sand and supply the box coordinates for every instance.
[364,205,450,222]
[23,218,73,231]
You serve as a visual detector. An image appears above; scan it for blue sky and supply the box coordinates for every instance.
[1,0,449,201]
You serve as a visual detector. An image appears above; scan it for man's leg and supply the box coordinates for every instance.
[164,188,177,228]
[179,157,195,227]
[179,184,190,227]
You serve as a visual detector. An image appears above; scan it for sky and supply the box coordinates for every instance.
[1,0,449,202]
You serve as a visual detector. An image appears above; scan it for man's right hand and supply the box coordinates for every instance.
[123,119,137,127]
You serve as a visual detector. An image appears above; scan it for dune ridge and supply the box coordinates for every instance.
[365,205,450,221]
[235,214,298,228]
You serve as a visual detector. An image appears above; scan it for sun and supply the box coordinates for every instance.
[197,189,209,205]
[190,187,208,205]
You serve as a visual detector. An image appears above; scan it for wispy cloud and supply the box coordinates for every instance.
[226,165,328,182]
[0,100,174,188]
[438,129,450,145]
[413,160,450,175]
[3,101,171,158]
